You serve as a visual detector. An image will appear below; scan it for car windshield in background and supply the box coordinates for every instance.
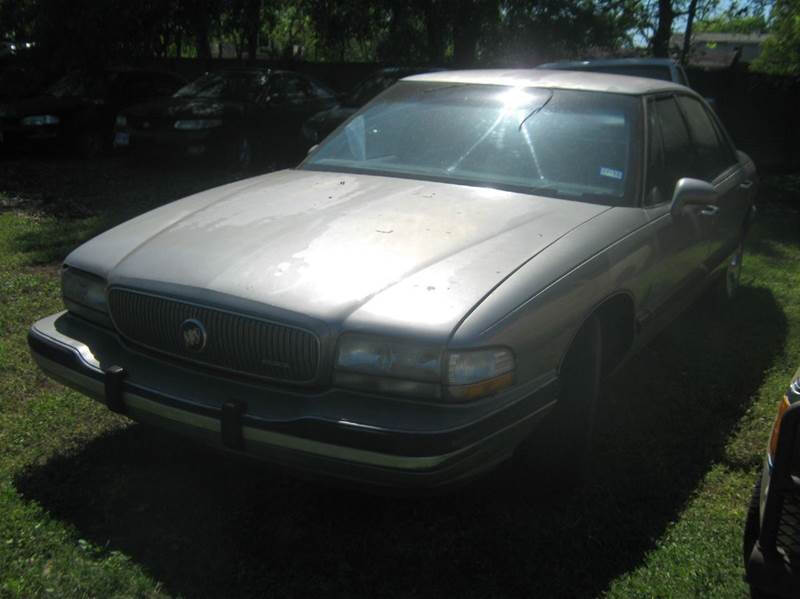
[578,65,673,81]
[174,71,265,102]
[346,73,400,107]
[303,82,640,204]
[46,71,110,98]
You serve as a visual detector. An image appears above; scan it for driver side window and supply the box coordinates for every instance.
[645,96,693,206]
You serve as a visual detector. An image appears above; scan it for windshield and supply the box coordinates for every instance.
[303,82,641,204]
[46,71,110,98]
[174,71,266,102]
[346,72,402,107]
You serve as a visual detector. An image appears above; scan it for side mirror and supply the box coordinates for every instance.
[670,177,718,218]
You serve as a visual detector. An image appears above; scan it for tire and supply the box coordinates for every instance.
[79,129,104,159]
[743,476,778,599]
[515,315,603,487]
[743,477,761,568]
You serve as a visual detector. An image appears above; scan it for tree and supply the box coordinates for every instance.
[752,0,800,75]
[652,0,675,56]
[491,0,639,64]
[694,13,769,33]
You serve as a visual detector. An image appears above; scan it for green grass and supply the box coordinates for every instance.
[0,159,798,597]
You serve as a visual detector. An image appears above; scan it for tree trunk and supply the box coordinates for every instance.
[652,0,674,58]
[681,0,699,65]
[422,0,445,64]
[193,0,212,66]
[452,1,481,66]
[245,0,261,64]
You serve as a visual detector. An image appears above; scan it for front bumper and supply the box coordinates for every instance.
[29,312,557,490]
[0,122,59,146]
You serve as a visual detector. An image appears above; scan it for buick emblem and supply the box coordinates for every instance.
[181,319,207,353]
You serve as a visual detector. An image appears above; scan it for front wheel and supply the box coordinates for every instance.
[515,315,603,488]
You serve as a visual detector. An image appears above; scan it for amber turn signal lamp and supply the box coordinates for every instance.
[769,395,791,461]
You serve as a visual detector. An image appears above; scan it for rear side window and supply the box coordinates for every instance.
[677,95,736,181]
[645,96,693,205]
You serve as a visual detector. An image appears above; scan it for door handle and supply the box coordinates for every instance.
[740,179,753,190]
[700,205,719,217]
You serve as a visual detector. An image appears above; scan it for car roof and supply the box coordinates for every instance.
[403,69,688,96]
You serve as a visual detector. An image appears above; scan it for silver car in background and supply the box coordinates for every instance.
[28,70,757,490]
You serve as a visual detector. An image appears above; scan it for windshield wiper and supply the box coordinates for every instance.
[518,89,553,131]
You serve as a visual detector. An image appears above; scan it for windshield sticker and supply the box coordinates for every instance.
[600,167,623,180]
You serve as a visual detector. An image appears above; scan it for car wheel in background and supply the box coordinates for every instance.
[79,129,104,159]
[743,477,779,599]
[743,477,760,559]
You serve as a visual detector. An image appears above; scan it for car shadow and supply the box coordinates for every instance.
[14,284,786,598]
[2,155,269,266]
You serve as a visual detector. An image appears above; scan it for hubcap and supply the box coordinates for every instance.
[726,243,743,298]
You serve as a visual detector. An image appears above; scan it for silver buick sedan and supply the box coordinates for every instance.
[29,70,757,490]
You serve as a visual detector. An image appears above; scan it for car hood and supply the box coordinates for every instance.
[123,97,244,120]
[67,170,610,339]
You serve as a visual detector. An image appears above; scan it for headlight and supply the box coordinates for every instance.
[21,114,59,126]
[334,334,442,400]
[333,335,515,402]
[115,115,127,127]
[61,267,111,327]
[174,119,222,130]
[446,348,514,401]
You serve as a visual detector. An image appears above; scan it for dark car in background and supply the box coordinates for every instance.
[0,67,185,157]
[301,67,441,146]
[537,58,690,86]
[0,65,46,103]
[114,68,337,169]
[744,365,800,598]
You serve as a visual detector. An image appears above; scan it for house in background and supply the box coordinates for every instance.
[670,32,769,68]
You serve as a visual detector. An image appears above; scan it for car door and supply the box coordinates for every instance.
[303,75,337,114]
[675,94,751,269]
[638,94,711,321]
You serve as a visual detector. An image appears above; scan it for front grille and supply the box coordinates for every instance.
[108,288,320,383]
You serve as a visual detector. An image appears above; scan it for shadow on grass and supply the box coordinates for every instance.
[15,285,786,598]
[3,155,259,266]
[12,216,111,266]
